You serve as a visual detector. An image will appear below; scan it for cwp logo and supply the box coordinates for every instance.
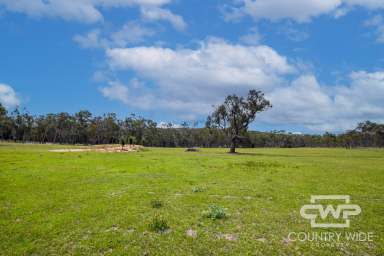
[300,195,361,228]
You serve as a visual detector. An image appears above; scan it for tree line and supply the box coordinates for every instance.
[0,103,383,148]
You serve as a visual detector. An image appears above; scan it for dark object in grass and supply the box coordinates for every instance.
[202,205,227,220]
[148,216,169,233]
[185,148,199,152]
[151,199,163,209]
[120,137,126,150]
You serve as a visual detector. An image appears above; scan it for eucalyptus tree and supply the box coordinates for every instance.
[207,90,272,153]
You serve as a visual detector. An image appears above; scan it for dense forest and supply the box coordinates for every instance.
[0,103,383,148]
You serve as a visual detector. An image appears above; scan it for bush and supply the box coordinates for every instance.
[148,216,169,233]
[202,205,227,220]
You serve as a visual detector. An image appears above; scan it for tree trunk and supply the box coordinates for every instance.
[229,138,236,153]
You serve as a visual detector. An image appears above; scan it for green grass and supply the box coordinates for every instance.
[0,143,383,255]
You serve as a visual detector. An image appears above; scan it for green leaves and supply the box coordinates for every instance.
[202,205,228,220]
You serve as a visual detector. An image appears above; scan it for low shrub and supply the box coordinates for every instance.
[148,216,169,233]
[202,205,227,220]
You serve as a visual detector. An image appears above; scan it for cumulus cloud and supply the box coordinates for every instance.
[264,75,333,125]
[98,78,157,110]
[0,0,179,25]
[263,72,384,131]
[104,39,296,118]
[107,39,295,87]
[337,71,384,120]
[239,0,342,22]
[227,0,384,23]
[140,7,186,31]
[0,83,20,108]
[102,39,384,131]
[0,0,101,23]
[106,39,295,117]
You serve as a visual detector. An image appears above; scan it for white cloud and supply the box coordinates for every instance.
[107,39,295,84]
[333,7,350,18]
[364,15,384,43]
[0,0,177,24]
[105,39,295,118]
[228,0,384,23]
[99,78,154,109]
[0,83,20,108]
[265,75,333,124]
[74,22,155,49]
[0,0,103,23]
[103,39,384,132]
[99,81,130,104]
[140,7,186,31]
[111,22,155,46]
[344,0,384,9]
[106,39,295,115]
[230,0,343,22]
[262,72,384,131]
[157,121,183,128]
[338,70,384,120]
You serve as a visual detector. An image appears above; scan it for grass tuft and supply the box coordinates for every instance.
[148,216,170,233]
[192,186,204,193]
[202,205,228,220]
[150,199,163,209]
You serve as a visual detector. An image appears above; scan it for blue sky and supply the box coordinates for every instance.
[0,0,383,133]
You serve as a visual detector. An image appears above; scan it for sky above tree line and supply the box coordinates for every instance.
[0,0,383,133]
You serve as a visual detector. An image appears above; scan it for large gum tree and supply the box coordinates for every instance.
[206,90,272,153]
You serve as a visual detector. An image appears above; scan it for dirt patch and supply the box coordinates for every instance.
[186,229,197,238]
[49,149,92,153]
[217,233,238,241]
[49,145,142,153]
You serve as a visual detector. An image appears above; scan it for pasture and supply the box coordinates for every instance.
[0,143,383,255]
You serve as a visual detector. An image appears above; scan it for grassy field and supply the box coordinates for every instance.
[0,143,383,255]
